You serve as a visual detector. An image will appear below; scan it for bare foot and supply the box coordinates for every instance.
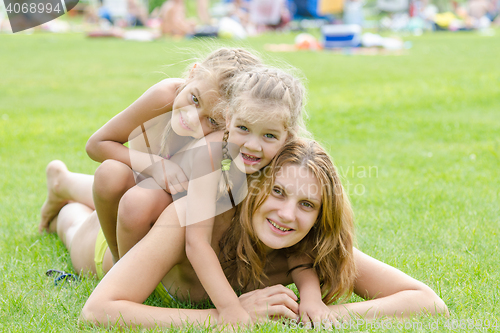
[39,160,70,233]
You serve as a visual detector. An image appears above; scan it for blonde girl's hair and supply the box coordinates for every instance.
[159,47,263,158]
[219,139,357,304]
[218,66,307,202]
[226,66,307,140]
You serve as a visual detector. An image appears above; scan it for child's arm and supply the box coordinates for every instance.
[186,220,251,325]
[289,255,335,325]
[86,78,183,175]
[184,143,251,325]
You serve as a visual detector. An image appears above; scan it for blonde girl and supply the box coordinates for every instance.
[39,48,262,265]
[183,66,317,325]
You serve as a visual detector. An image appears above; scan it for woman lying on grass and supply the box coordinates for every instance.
[40,139,448,328]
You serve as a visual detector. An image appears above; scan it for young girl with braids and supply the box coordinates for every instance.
[39,48,263,268]
[182,66,338,325]
[103,65,305,257]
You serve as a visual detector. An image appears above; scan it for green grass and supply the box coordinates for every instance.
[1,30,499,331]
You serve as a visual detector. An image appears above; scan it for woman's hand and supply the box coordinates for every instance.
[298,298,337,328]
[238,285,299,322]
[151,159,188,195]
[217,305,252,327]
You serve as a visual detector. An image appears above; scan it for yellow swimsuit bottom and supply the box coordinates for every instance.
[94,228,176,304]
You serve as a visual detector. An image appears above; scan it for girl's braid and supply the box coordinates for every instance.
[232,50,242,70]
[221,130,235,207]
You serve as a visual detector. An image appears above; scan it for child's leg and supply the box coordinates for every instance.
[47,203,112,277]
[93,160,137,263]
[39,160,94,233]
[116,178,173,258]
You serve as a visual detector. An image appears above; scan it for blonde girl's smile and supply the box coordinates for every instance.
[240,152,261,165]
[253,164,322,251]
[227,114,288,174]
[178,110,194,131]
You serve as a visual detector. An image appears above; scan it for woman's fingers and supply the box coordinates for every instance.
[327,313,339,328]
[266,304,299,320]
[239,286,300,322]
[264,285,298,301]
[268,293,299,314]
[256,286,299,314]
[260,286,299,315]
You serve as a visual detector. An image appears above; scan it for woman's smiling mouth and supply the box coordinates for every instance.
[267,218,293,233]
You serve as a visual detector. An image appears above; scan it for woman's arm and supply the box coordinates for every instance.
[81,202,219,328]
[328,248,449,320]
[86,79,183,172]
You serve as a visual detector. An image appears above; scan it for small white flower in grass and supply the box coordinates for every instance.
[469,154,476,161]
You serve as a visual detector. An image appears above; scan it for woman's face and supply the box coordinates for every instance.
[252,163,322,251]
[171,79,221,139]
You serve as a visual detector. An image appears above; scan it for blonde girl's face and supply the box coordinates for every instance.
[171,79,222,139]
[252,164,322,251]
[226,110,288,175]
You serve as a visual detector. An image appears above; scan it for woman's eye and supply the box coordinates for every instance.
[208,117,218,127]
[264,133,276,139]
[191,94,199,105]
[238,125,248,131]
[301,201,313,209]
[272,187,282,196]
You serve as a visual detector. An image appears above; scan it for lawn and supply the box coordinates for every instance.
[0,30,499,332]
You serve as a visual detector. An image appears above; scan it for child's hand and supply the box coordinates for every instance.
[152,160,188,195]
[217,305,252,327]
[298,298,337,328]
